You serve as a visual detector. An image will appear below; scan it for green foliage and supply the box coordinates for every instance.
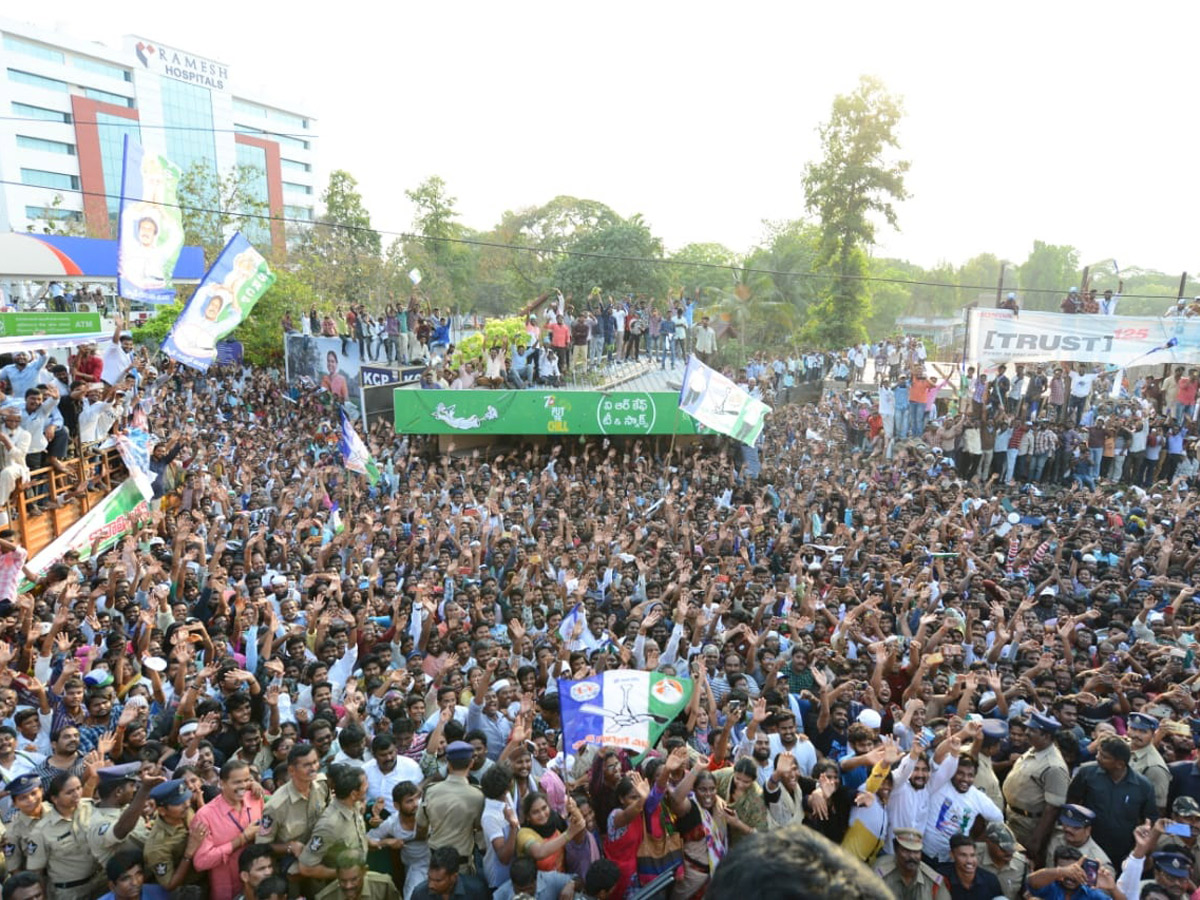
[1016,240,1080,312]
[229,269,320,366]
[24,193,91,237]
[401,175,479,313]
[554,215,668,299]
[295,170,381,304]
[803,75,909,345]
[131,299,186,346]
[666,242,740,301]
[176,160,272,266]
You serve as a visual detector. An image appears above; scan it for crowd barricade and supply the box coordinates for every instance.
[11,438,128,557]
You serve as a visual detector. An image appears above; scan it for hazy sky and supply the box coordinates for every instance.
[16,1,1200,276]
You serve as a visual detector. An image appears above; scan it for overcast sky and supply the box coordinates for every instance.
[18,1,1200,276]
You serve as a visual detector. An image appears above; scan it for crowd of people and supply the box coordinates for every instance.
[0,310,1194,900]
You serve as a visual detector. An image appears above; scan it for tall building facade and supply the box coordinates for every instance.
[0,18,316,256]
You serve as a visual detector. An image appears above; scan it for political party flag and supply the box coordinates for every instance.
[114,427,155,498]
[329,500,345,536]
[558,603,584,643]
[560,670,693,755]
[339,408,380,485]
[678,354,771,446]
[117,136,185,304]
[161,232,276,371]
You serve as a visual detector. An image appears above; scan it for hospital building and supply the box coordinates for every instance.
[0,18,317,256]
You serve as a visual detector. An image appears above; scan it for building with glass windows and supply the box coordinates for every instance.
[0,18,316,257]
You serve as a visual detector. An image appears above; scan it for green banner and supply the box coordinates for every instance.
[393,390,699,436]
[0,313,102,337]
[25,479,151,580]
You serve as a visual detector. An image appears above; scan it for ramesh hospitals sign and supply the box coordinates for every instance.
[131,37,229,91]
[967,308,1200,368]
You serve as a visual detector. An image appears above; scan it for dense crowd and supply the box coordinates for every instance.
[0,316,1195,900]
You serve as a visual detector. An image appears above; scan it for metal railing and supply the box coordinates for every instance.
[12,439,128,557]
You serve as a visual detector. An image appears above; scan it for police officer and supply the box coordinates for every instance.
[1129,712,1171,814]
[1045,804,1111,868]
[873,828,949,900]
[315,854,401,900]
[144,778,206,890]
[975,821,1028,900]
[974,719,1007,814]
[298,763,368,885]
[25,771,106,900]
[2,773,49,873]
[257,742,331,878]
[416,741,484,873]
[1002,711,1069,865]
[1143,849,1193,900]
[86,762,160,866]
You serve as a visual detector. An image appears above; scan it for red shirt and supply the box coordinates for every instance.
[75,354,103,382]
[548,323,571,348]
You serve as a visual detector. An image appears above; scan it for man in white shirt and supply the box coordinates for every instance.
[363,733,422,813]
[0,408,30,518]
[878,381,896,454]
[886,732,959,853]
[921,753,1004,863]
[101,317,136,385]
[1099,282,1122,315]
[611,305,627,361]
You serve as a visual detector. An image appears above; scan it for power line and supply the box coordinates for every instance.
[3,179,1187,302]
[1,115,316,140]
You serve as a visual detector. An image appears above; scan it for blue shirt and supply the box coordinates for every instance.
[0,356,47,398]
[1030,882,1111,900]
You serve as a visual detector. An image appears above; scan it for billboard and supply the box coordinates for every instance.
[285,335,364,420]
[967,308,1200,368]
[393,390,699,436]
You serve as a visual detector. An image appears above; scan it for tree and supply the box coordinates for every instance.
[176,161,272,266]
[1016,240,1079,312]
[295,170,381,304]
[802,76,909,346]
[229,270,320,365]
[24,193,92,237]
[666,242,740,303]
[553,215,668,301]
[402,175,477,311]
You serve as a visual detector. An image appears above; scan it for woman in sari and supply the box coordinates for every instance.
[516,790,582,872]
[602,772,651,900]
[663,747,731,900]
[711,757,767,845]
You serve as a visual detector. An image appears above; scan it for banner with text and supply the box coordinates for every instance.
[0,312,102,337]
[25,479,152,581]
[393,390,699,436]
[116,136,185,304]
[967,308,1200,368]
[161,232,275,371]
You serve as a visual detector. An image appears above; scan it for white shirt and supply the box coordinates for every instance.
[878,386,895,416]
[920,756,1004,862]
[481,797,514,888]
[364,755,423,813]
[1070,371,1097,399]
[767,733,818,777]
[885,753,956,852]
[101,343,133,384]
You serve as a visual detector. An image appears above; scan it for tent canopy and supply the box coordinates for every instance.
[0,232,205,281]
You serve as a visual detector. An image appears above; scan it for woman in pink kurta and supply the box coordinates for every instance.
[192,759,265,900]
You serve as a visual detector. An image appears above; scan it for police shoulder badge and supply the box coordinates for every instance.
[261,814,273,830]
[98,823,110,835]
[154,862,168,876]
[309,835,324,852]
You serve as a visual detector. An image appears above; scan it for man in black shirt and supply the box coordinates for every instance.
[939,833,1003,900]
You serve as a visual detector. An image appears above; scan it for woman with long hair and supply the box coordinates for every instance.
[516,790,583,873]
[588,748,631,837]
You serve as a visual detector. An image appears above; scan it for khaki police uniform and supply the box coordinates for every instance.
[315,871,401,900]
[1001,743,1069,850]
[143,812,196,888]
[86,801,151,865]
[257,773,331,873]
[1130,744,1170,812]
[974,840,1029,900]
[974,754,1005,815]
[2,802,49,871]
[298,798,368,875]
[25,798,107,900]
[416,773,484,870]
[1045,830,1111,868]
[873,855,949,900]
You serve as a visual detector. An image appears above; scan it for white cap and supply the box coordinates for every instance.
[857,709,882,730]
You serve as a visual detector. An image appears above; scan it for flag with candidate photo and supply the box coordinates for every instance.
[338,408,380,485]
[116,136,184,304]
[678,354,771,446]
[560,670,692,755]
